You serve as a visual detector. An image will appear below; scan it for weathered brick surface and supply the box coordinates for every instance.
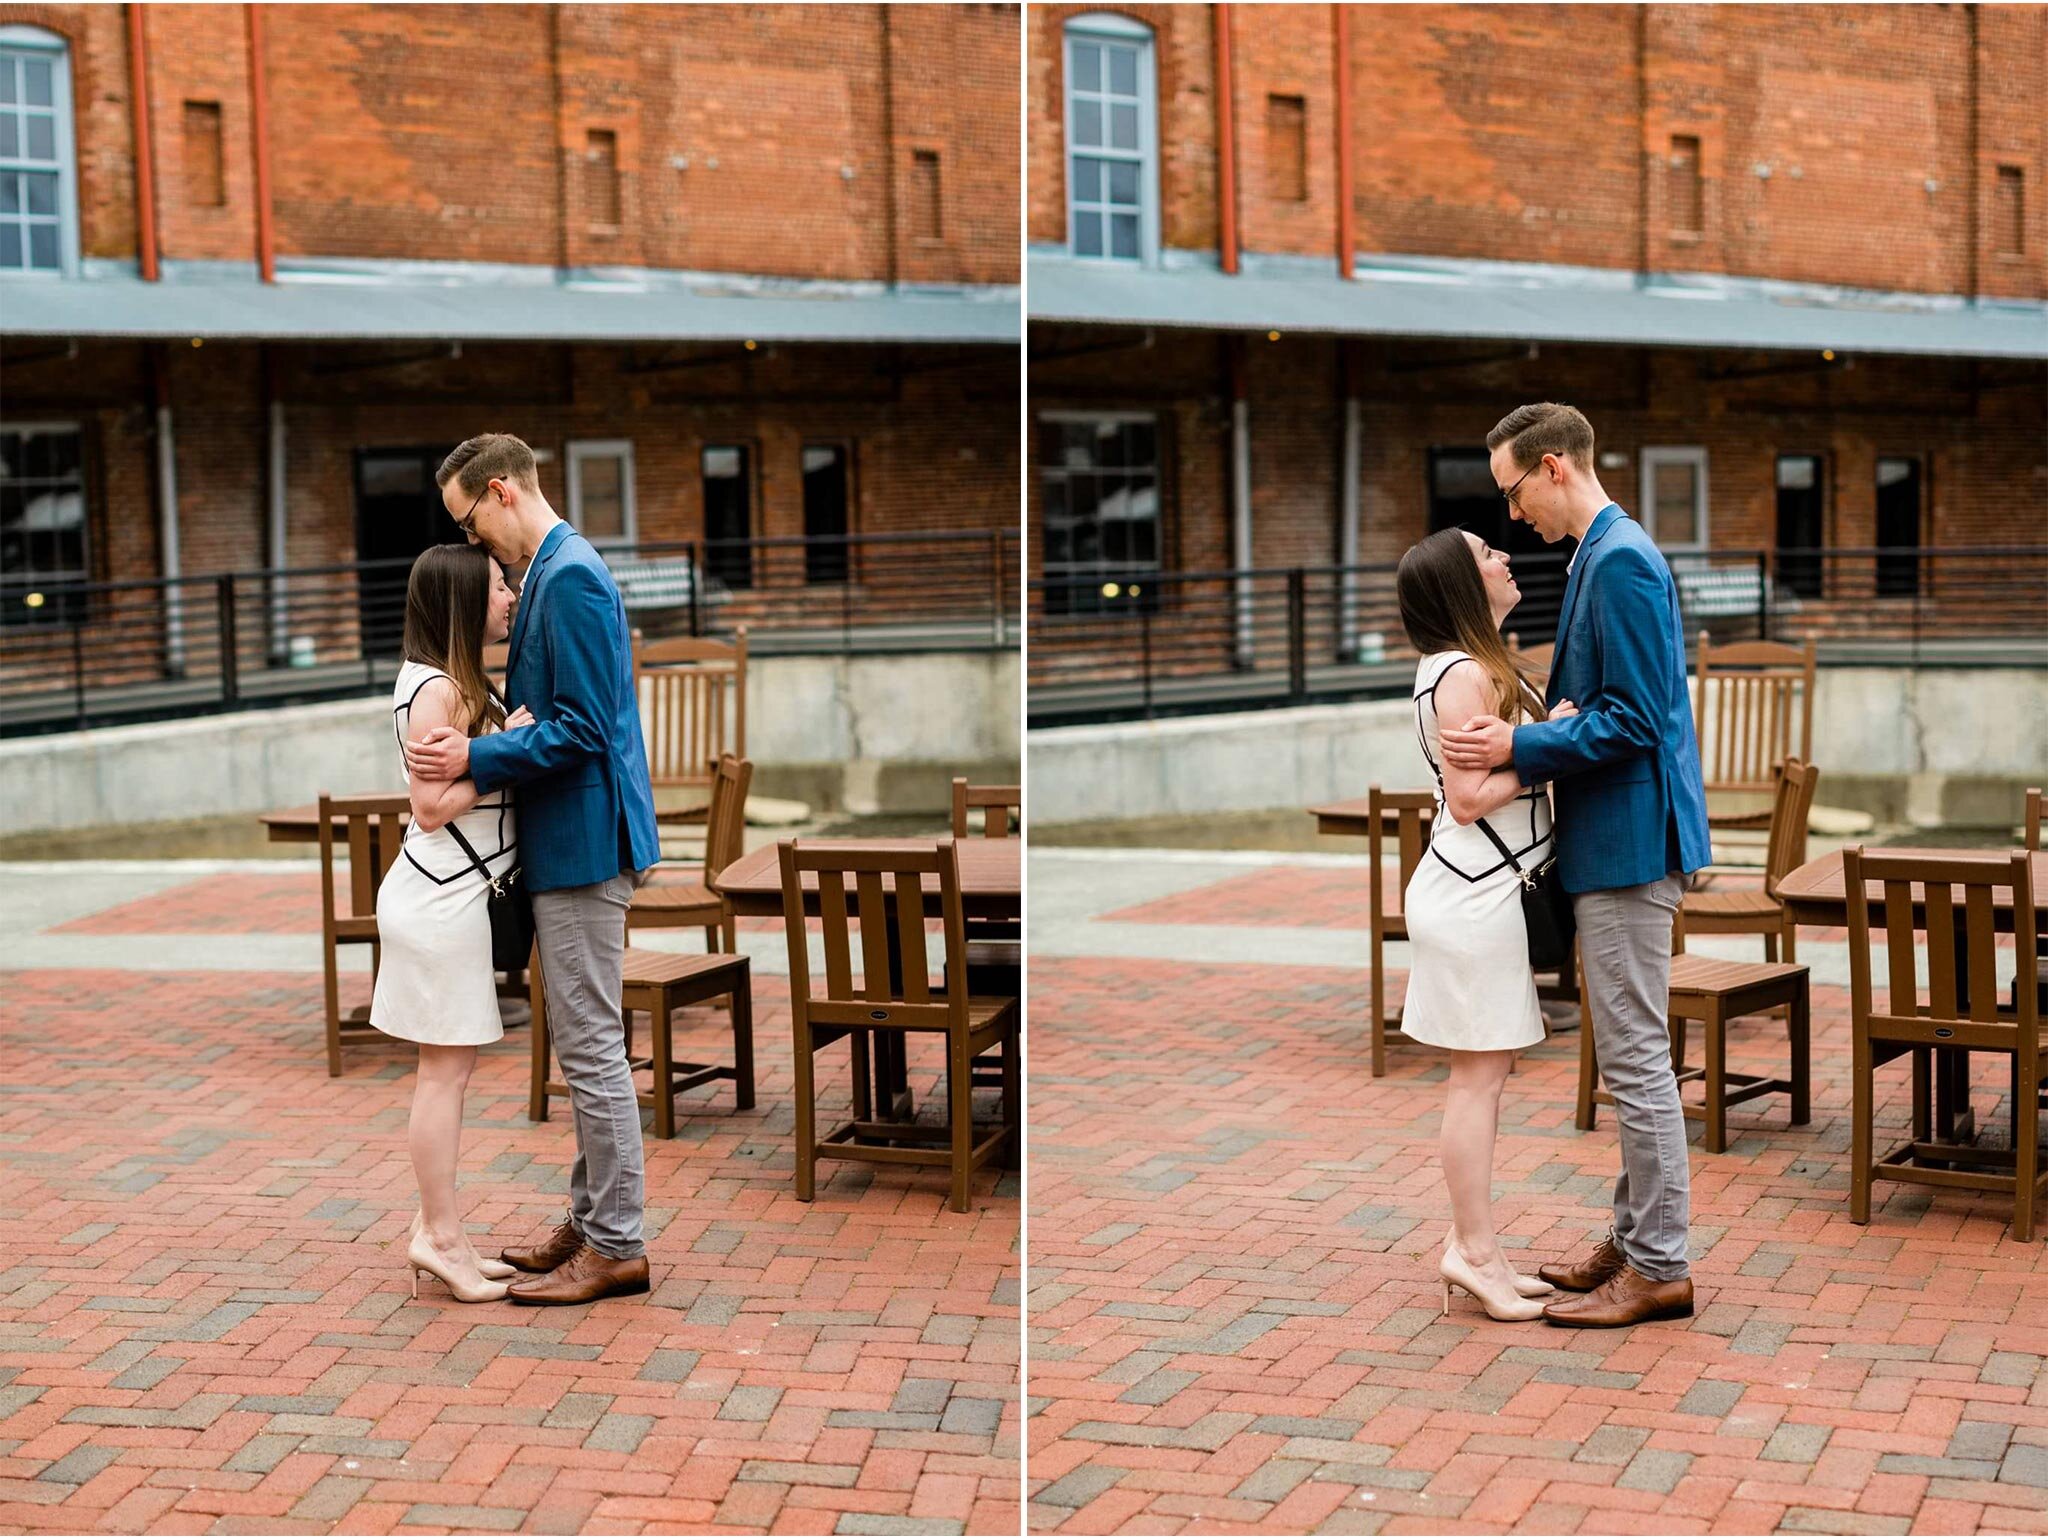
[1029,4,2046,301]
[0,893,1019,1533]
[1027,862,2048,1534]
[13,2,1019,284]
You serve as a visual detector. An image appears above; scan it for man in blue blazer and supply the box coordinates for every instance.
[1441,403,1711,1329]
[407,433,662,1306]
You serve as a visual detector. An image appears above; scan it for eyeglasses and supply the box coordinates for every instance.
[1499,459,1540,512]
[456,482,490,539]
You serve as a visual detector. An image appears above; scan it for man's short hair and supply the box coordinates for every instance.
[437,433,539,496]
[1486,402,1595,473]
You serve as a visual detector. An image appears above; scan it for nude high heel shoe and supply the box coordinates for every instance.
[1439,1244,1548,1321]
[411,1211,516,1281]
[1445,1226,1551,1297]
[407,1231,510,1304]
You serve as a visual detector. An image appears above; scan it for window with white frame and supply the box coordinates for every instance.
[0,423,87,626]
[0,27,78,277]
[1064,15,1157,264]
[1639,446,1709,551]
[1039,412,1162,615]
[566,439,635,547]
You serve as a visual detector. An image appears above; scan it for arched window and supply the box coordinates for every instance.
[1063,14,1157,265]
[0,25,78,277]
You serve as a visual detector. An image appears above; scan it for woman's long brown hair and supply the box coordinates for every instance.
[1395,528,1548,726]
[400,543,506,737]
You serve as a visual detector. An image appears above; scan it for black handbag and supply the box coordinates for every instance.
[1475,816,1577,971]
[446,821,534,973]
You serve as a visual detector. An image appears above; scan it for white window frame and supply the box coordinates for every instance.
[0,25,80,280]
[565,438,636,548]
[1063,13,1159,267]
[1639,445,1710,552]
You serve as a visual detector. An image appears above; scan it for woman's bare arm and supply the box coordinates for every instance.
[404,679,481,833]
[1434,662,1529,825]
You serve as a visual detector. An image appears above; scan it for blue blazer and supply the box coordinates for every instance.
[1509,503,1711,895]
[468,523,661,894]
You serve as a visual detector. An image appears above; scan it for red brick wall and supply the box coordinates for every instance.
[1028,324,2048,583]
[13,2,1019,284]
[0,340,1017,590]
[1028,3,2047,300]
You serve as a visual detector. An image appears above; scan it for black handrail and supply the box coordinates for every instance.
[1,528,1022,737]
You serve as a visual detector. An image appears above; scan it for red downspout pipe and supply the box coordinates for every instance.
[1213,2,1238,275]
[1333,4,1354,279]
[247,4,276,282]
[126,3,160,281]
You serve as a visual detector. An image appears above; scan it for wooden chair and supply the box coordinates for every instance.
[315,792,411,1077]
[1681,758,1822,965]
[529,946,754,1139]
[1692,633,1816,831]
[626,753,752,949]
[2026,787,2043,852]
[1366,787,1434,1077]
[637,626,746,824]
[1843,847,2043,1241]
[777,839,1020,1212]
[1576,908,1811,1154]
[952,779,1021,839]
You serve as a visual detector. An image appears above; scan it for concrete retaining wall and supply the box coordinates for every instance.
[1,650,1020,838]
[1030,667,2048,828]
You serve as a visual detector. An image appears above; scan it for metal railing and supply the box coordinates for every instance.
[0,528,1020,736]
[1027,546,2048,727]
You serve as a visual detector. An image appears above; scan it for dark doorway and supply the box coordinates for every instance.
[802,443,851,584]
[701,445,753,589]
[1775,454,1825,599]
[354,447,457,659]
[1428,447,1561,641]
[1876,456,1922,597]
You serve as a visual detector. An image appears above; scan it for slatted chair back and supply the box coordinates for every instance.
[1843,847,2037,1049]
[952,779,1021,839]
[1762,758,1822,897]
[778,840,970,1041]
[1693,633,1816,800]
[701,754,753,887]
[317,792,410,938]
[637,626,747,794]
[1367,786,1434,915]
[2026,787,2043,852]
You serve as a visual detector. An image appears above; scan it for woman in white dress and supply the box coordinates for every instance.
[1394,528,1580,1322]
[370,543,532,1304]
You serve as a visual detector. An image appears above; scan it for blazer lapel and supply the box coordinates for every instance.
[1548,504,1623,679]
[507,524,569,671]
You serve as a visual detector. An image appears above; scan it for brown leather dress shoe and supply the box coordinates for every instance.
[1540,1264,1692,1328]
[500,1217,584,1275]
[1538,1230,1628,1292]
[506,1242,650,1306]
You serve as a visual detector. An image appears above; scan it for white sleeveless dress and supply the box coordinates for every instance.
[367,661,518,1047]
[1399,650,1554,1053]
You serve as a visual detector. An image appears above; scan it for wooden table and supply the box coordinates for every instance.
[260,802,411,846]
[1778,846,2048,1150]
[716,837,1021,1118]
[714,837,1021,922]
[1309,798,1434,840]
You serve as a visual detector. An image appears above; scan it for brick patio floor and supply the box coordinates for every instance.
[1028,853,2048,1536]
[0,869,1019,1535]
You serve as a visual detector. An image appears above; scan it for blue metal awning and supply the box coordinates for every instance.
[1029,251,2048,361]
[0,265,1020,345]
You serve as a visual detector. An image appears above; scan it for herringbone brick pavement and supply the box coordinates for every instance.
[0,877,1019,1535]
[1028,862,2048,1536]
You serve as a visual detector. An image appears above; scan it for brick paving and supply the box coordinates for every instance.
[0,871,1019,1535]
[1029,857,2048,1536]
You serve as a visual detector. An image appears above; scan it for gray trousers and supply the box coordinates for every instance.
[533,870,645,1260]
[1575,871,1691,1282]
